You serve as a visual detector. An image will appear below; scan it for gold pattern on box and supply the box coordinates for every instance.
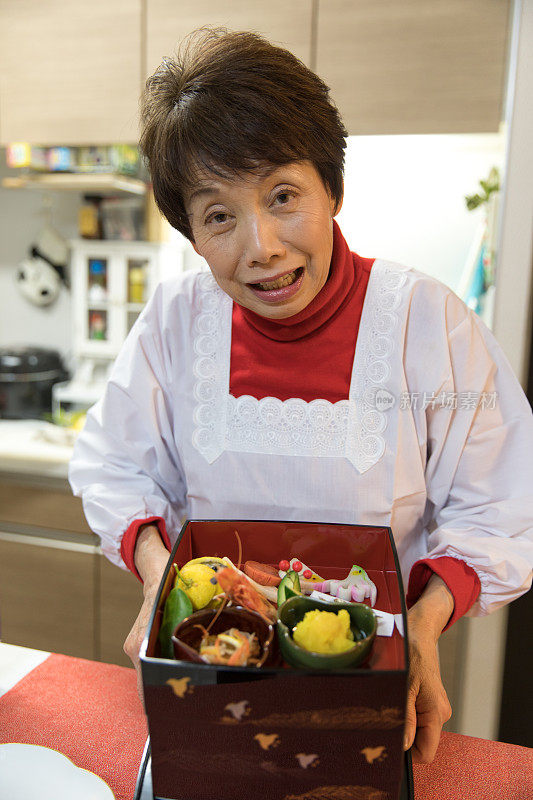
[284,786,389,800]
[219,706,403,730]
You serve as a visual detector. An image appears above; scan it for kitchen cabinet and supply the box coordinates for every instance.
[70,240,165,360]
[0,534,97,659]
[0,474,142,666]
[99,555,143,667]
[0,0,512,146]
[315,0,511,134]
[0,475,95,658]
[0,0,142,145]
[0,532,142,666]
[145,0,313,78]
[54,238,186,416]
[0,477,92,536]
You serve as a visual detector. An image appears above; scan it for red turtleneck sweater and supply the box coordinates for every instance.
[121,221,480,629]
[230,217,373,402]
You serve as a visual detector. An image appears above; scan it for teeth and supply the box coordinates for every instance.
[257,269,299,291]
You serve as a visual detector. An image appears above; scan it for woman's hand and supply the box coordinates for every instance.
[124,582,163,701]
[404,623,452,762]
[123,524,170,701]
[404,574,454,763]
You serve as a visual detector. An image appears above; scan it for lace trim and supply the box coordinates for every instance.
[347,261,409,471]
[192,262,409,471]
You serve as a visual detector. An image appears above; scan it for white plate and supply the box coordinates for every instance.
[0,744,115,799]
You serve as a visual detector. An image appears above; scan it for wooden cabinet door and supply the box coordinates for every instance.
[0,533,97,659]
[98,554,143,667]
[0,0,142,145]
[0,479,92,536]
[315,0,511,134]
[145,0,313,79]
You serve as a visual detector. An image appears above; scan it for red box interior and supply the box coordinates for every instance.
[157,519,406,672]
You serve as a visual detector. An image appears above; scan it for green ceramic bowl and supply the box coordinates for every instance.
[277,596,377,670]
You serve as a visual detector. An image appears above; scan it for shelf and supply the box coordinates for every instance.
[1,173,146,196]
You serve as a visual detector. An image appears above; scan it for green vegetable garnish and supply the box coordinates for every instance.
[277,569,301,607]
[158,576,193,659]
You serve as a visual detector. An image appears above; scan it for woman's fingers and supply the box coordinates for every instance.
[411,717,443,764]
[410,689,452,763]
[403,682,419,751]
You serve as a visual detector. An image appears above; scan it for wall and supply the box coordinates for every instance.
[0,155,77,361]
[0,132,504,360]
[456,0,533,745]
[337,132,505,292]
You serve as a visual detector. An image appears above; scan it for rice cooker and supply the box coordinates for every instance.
[0,347,69,419]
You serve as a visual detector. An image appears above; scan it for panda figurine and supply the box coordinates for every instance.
[16,256,62,307]
[16,226,68,307]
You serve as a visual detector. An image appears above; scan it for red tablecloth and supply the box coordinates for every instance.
[0,652,531,800]
[0,653,147,800]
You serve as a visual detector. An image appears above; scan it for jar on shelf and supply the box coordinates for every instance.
[88,258,107,303]
[128,264,146,304]
[88,310,107,340]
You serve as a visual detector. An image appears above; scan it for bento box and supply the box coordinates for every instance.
[140,520,410,800]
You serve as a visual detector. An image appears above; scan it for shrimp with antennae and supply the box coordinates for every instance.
[234,529,243,571]
[216,563,277,623]
[206,530,275,631]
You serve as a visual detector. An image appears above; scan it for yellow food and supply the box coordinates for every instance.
[183,557,225,595]
[184,556,226,569]
[175,563,218,610]
[293,609,355,654]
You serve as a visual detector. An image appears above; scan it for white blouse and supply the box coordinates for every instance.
[69,261,533,616]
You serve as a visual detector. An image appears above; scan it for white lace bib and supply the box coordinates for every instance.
[191,260,411,473]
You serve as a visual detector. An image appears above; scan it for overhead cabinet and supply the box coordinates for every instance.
[315,0,512,134]
[0,1,512,145]
[144,0,314,78]
[0,0,312,146]
[0,0,142,145]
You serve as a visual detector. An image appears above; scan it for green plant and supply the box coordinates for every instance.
[465,167,500,211]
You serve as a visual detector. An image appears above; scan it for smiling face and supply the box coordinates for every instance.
[186,161,342,319]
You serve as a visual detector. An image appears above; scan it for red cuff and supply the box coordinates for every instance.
[407,556,481,630]
[120,516,172,582]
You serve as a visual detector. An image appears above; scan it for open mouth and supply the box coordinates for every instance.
[250,267,304,291]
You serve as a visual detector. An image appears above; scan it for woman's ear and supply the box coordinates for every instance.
[191,239,201,256]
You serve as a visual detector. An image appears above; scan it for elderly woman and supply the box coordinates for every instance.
[69,29,533,764]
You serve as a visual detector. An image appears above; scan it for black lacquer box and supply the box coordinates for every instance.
[140,519,412,800]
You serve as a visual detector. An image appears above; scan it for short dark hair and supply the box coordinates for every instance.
[140,27,347,241]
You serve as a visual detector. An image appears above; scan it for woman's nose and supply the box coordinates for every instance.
[244,213,285,267]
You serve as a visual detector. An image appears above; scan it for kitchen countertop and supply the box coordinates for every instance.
[0,419,74,480]
[0,643,531,800]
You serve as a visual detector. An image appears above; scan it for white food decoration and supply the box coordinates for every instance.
[315,565,377,606]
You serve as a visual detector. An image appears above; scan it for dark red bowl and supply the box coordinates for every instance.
[171,606,275,667]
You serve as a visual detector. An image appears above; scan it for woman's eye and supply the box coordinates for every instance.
[206,212,229,225]
[274,191,294,205]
